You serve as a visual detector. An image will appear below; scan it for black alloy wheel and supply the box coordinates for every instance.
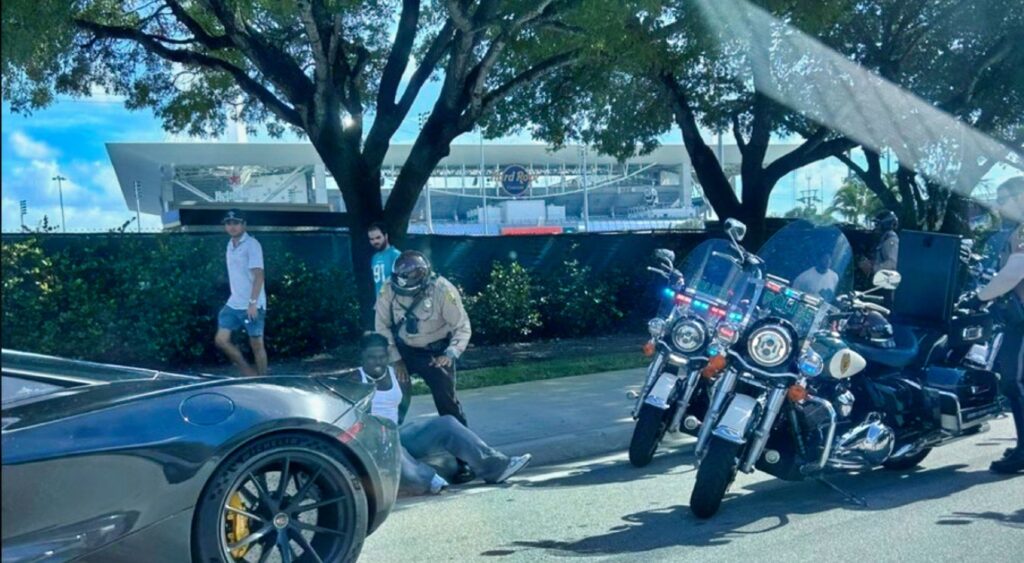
[193,433,368,563]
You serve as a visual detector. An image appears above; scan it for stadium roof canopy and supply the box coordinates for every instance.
[107,142,799,216]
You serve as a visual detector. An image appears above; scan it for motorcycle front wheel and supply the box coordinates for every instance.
[629,404,669,467]
[690,437,742,519]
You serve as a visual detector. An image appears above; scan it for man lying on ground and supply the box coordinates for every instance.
[354,332,532,495]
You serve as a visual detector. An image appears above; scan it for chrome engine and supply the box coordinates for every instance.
[827,413,894,470]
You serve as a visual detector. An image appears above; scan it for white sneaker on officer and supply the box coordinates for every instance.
[429,474,449,494]
[495,454,532,484]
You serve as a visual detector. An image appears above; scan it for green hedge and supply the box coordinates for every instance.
[2,236,649,365]
[1,236,361,366]
[463,261,542,344]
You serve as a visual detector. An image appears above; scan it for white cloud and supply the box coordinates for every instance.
[7,131,56,160]
[1,156,161,232]
[87,85,127,104]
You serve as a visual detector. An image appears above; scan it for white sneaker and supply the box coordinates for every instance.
[429,474,449,494]
[495,454,532,484]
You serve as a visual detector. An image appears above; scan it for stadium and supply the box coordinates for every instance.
[106,141,806,234]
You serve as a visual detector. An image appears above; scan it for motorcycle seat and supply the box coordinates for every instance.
[850,324,920,369]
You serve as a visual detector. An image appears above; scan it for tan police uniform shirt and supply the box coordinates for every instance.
[375,275,472,364]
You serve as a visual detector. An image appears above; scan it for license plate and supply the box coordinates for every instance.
[645,373,679,409]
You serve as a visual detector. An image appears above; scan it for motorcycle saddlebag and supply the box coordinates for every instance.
[921,366,1002,433]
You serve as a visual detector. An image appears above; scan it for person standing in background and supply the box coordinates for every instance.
[369,221,402,302]
[214,209,268,376]
[974,177,1024,474]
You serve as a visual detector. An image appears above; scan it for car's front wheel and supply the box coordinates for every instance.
[192,433,368,563]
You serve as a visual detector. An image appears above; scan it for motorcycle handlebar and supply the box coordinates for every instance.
[853,299,891,316]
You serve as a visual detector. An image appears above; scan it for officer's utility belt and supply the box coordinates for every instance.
[397,334,452,355]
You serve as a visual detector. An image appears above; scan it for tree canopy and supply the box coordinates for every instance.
[3,0,606,320]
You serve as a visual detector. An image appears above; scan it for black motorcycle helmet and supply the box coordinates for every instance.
[391,250,433,296]
[873,210,898,233]
[846,310,895,349]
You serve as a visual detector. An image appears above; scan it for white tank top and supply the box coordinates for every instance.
[360,367,402,424]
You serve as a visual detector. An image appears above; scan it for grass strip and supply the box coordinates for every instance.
[410,351,648,395]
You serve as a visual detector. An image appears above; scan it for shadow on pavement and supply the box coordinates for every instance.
[487,463,1010,558]
[936,508,1024,528]
[516,446,696,490]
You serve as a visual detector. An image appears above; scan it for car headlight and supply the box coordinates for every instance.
[671,318,706,353]
[747,325,793,368]
[648,318,667,338]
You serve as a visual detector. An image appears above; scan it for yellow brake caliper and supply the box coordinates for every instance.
[226,492,252,559]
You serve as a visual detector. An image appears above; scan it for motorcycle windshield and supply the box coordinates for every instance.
[675,239,753,319]
[755,220,854,337]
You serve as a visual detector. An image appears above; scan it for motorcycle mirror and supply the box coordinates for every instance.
[872,270,902,290]
[725,218,747,242]
[654,248,676,264]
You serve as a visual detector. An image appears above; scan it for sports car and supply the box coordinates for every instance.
[1,349,400,562]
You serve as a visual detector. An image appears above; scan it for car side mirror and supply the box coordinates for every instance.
[725,218,747,242]
[872,270,901,290]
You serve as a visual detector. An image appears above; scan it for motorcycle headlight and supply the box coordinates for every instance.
[671,318,706,353]
[747,325,793,368]
[648,318,667,338]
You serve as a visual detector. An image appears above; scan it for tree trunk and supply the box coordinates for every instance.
[896,167,921,229]
[739,172,772,248]
[384,116,459,243]
[313,133,385,330]
[341,175,385,330]
[939,192,972,236]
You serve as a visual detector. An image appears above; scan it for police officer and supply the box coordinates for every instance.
[376,251,475,480]
[973,177,1024,474]
[859,210,900,276]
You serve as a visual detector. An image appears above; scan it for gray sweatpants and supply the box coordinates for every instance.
[399,415,510,495]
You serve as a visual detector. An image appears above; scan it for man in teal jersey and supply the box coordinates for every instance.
[369,221,402,301]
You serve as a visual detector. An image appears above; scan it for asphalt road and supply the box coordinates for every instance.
[361,417,1023,562]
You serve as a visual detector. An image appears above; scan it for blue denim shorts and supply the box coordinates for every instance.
[218,306,266,338]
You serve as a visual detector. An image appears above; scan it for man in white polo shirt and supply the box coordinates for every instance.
[214,209,268,376]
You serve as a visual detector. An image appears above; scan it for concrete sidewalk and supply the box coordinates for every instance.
[404,367,692,467]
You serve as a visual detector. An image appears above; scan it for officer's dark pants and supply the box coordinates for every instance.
[397,341,467,427]
[995,323,1024,450]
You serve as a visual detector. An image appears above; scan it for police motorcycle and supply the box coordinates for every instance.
[629,222,758,467]
[687,220,1004,518]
